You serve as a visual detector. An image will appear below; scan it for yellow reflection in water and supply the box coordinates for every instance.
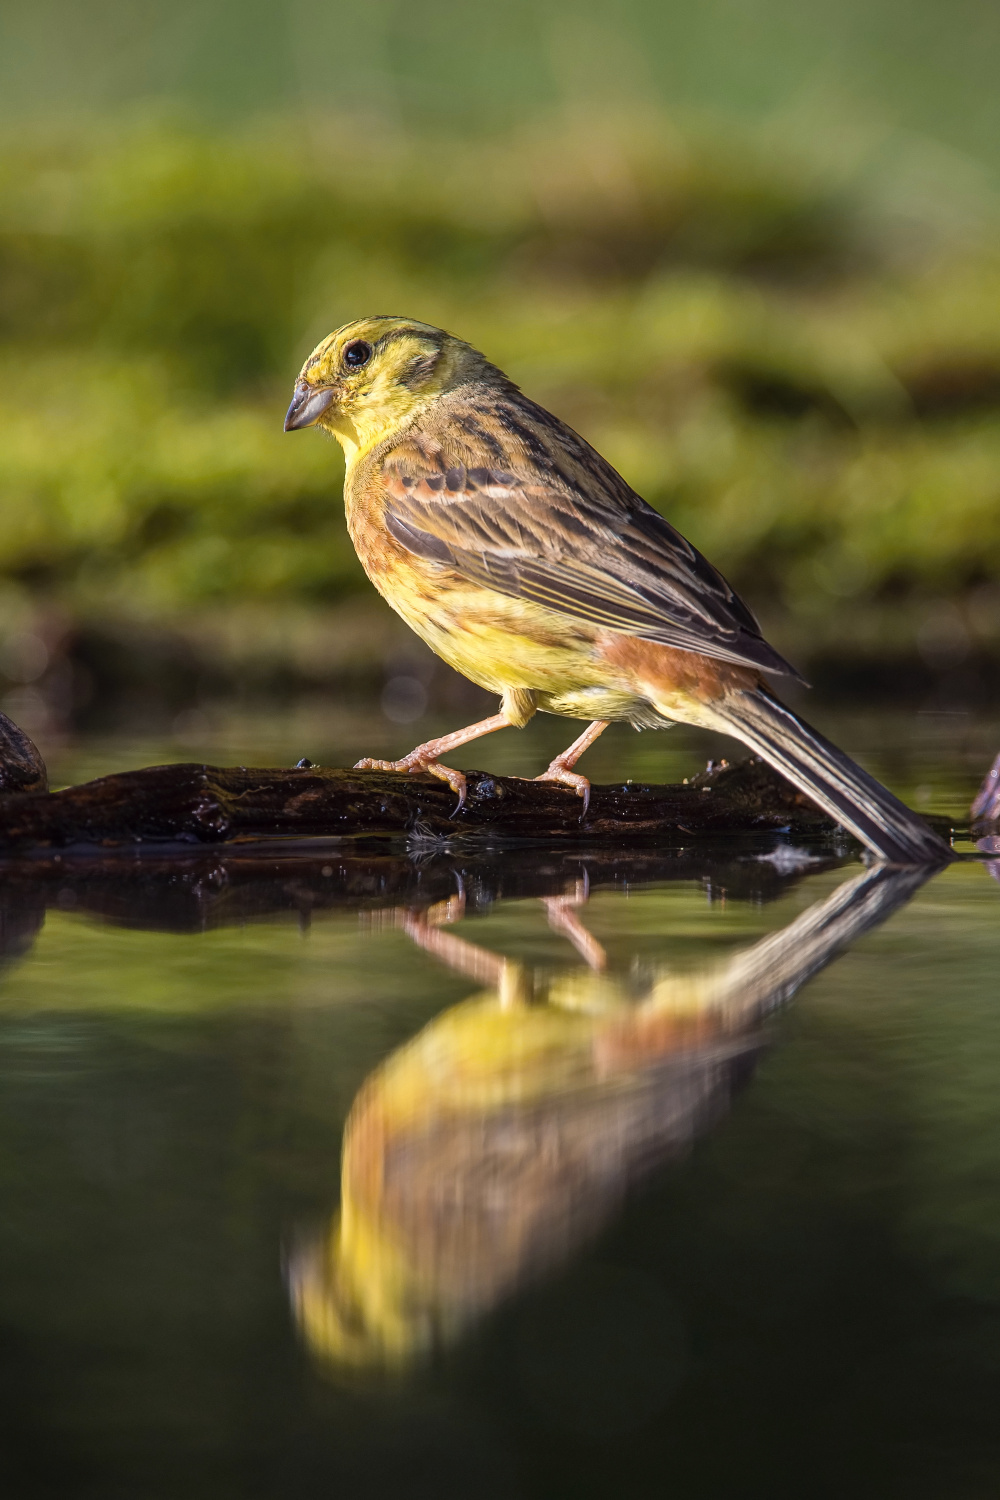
[291,865,928,1371]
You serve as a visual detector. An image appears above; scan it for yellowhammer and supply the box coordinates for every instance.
[284,316,948,863]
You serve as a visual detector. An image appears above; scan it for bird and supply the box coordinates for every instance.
[284,316,949,864]
[290,861,929,1369]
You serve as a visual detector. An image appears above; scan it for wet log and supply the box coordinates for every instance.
[0,756,836,852]
[0,712,47,795]
[0,711,953,856]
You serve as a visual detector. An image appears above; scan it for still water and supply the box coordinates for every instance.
[1,714,998,1498]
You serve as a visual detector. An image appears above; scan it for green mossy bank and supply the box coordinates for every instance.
[2,114,1000,704]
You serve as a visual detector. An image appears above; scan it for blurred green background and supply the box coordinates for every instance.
[2,0,1000,748]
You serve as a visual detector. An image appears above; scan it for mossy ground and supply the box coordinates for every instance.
[2,113,999,721]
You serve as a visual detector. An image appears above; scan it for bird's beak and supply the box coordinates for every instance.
[284,383,336,431]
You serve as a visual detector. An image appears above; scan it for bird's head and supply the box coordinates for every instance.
[284,316,501,460]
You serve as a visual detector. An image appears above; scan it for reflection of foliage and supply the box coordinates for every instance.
[2,116,1000,663]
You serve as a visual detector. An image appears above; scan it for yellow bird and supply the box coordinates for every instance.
[284,316,948,864]
[290,863,926,1369]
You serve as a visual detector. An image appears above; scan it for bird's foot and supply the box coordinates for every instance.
[534,763,592,817]
[354,752,468,812]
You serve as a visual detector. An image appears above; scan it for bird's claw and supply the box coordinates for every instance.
[354,755,468,815]
[534,766,592,818]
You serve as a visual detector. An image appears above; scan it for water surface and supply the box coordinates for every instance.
[0,721,998,1498]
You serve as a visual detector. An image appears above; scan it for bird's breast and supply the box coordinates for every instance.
[344,469,601,696]
[343,460,675,723]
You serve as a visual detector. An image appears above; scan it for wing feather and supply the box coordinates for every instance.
[381,448,805,682]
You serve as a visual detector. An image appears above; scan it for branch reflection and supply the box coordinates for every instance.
[290,863,931,1373]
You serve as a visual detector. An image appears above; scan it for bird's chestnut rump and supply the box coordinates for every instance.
[283,315,951,865]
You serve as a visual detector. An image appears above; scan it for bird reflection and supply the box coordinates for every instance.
[289,863,930,1372]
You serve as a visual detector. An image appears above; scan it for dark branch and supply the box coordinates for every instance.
[0,711,955,857]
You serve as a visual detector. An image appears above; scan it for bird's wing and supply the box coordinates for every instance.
[381,458,805,681]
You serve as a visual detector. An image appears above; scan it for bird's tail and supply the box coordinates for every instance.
[708,686,951,864]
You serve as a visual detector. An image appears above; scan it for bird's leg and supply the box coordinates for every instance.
[399,909,507,990]
[397,892,529,1007]
[541,872,607,971]
[534,719,610,816]
[354,711,511,810]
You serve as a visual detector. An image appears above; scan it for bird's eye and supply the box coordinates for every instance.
[343,340,373,370]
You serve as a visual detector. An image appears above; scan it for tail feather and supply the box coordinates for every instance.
[711,688,951,864]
